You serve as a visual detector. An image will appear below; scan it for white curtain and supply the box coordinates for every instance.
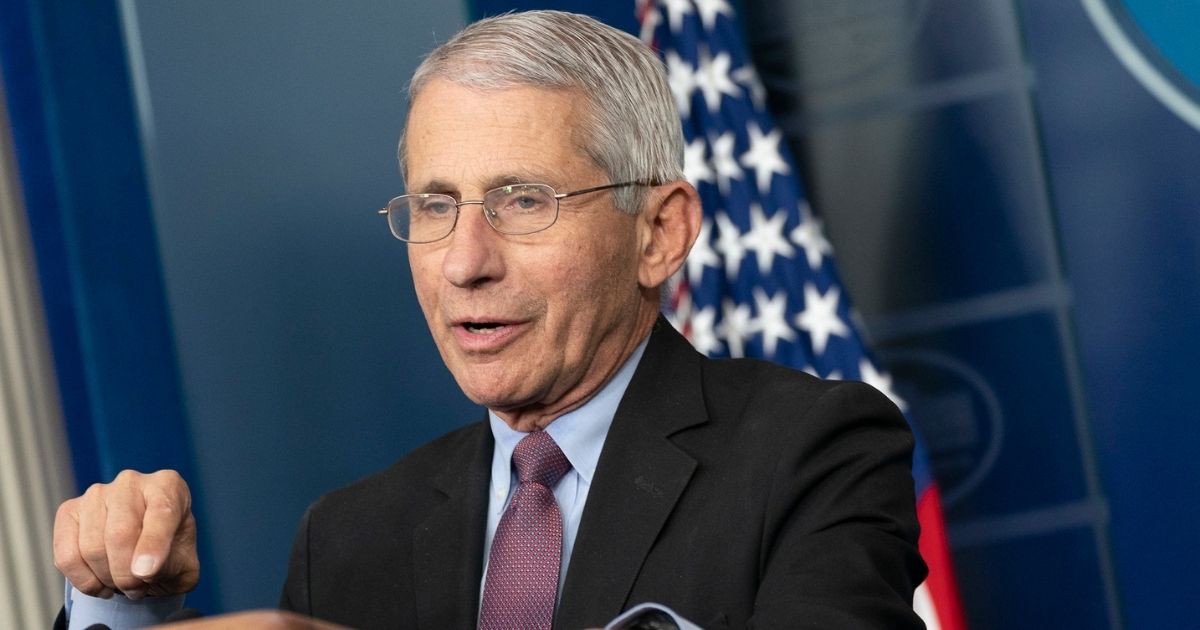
[0,79,75,628]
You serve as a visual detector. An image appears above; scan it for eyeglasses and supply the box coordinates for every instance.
[378,180,656,243]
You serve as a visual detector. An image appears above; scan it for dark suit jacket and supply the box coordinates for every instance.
[280,319,927,629]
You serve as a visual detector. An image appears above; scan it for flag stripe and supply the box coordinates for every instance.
[919,486,968,630]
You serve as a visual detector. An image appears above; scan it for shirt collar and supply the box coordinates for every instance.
[489,336,649,485]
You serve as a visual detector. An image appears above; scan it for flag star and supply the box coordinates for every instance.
[790,201,833,270]
[794,283,849,355]
[718,298,756,358]
[683,137,713,186]
[740,123,790,193]
[752,288,796,357]
[695,46,739,112]
[714,211,746,280]
[858,359,907,411]
[689,305,723,356]
[732,64,767,109]
[824,369,843,380]
[741,203,795,273]
[665,51,697,118]
[694,0,735,31]
[686,218,720,284]
[660,0,694,33]
[709,131,742,194]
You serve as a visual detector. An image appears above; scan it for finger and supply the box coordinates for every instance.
[75,484,115,592]
[104,476,147,598]
[131,470,191,582]
[53,500,108,597]
[149,512,200,597]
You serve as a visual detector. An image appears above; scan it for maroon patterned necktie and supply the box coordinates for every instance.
[479,431,572,630]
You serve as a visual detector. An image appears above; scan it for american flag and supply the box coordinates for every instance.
[637,1,967,628]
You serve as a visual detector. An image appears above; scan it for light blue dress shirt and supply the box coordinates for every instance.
[65,580,184,630]
[481,337,647,600]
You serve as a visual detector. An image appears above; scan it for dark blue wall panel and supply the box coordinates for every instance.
[122,0,472,612]
[1018,3,1200,626]
[0,0,216,614]
[470,0,639,35]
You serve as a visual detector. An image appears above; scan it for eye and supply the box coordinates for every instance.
[494,186,553,214]
[415,196,456,216]
[513,193,542,210]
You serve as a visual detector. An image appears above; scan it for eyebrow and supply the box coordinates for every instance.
[411,172,560,197]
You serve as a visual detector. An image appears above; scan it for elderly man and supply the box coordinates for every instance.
[54,10,925,630]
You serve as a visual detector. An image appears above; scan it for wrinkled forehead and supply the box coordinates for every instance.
[399,80,601,183]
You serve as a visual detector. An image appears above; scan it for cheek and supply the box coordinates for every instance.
[552,235,640,322]
[408,251,443,315]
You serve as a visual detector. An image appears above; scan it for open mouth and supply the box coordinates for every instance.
[452,319,523,350]
[462,322,505,334]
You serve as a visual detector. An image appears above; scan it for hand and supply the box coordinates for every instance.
[53,469,199,600]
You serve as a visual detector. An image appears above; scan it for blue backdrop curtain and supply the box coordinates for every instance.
[0,0,216,613]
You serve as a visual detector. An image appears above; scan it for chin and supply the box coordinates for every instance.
[456,378,531,411]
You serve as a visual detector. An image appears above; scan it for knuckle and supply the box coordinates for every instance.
[114,469,139,483]
[84,483,106,498]
[72,576,106,596]
[52,544,80,573]
[148,468,190,504]
[150,469,183,485]
[78,541,108,566]
[161,468,182,480]
[104,521,139,546]
[151,470,189,499]
[112,574,144,591]
[145,493,182,517]
[56,499,78,520]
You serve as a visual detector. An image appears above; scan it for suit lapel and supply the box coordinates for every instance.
[412,421,492,629]
[556,319,709,629]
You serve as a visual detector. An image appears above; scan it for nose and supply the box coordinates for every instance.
[440,201,505,288]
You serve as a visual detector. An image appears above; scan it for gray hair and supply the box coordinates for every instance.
[399,10,685,214]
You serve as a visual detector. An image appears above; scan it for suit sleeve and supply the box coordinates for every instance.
[752,380,927,629]
[279,505,314,615]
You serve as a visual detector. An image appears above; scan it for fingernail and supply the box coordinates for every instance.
[123,588,146,601]
[132,554,156,577]
[98,588,115,599]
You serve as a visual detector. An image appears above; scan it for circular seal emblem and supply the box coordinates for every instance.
[887,349,1003,508]
[1083,0,1200,131]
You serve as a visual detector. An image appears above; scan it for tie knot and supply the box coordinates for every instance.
[512,431,571,488]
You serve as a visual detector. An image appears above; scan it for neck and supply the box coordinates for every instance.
[491,307,658,432]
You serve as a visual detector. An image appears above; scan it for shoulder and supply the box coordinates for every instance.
[702,355,828,401]
[700,356,904,432]
[638,321,911,456]
[678,355,916,492]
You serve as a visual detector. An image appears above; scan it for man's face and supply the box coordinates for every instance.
[403,79,657,429]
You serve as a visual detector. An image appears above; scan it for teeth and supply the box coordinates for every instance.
[465,323,502,334]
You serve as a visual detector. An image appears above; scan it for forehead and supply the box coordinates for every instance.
[403,79,598,190]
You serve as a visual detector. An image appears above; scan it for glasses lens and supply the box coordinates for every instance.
[389,194,456,242]
[483,184,557,235]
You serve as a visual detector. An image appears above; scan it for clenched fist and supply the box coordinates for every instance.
[53,469,200,600]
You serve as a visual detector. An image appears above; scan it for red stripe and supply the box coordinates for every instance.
[918,485,968,630]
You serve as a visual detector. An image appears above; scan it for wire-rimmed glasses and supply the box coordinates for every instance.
[378,180,656,243]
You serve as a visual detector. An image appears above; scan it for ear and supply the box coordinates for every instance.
[636,180,702,289]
